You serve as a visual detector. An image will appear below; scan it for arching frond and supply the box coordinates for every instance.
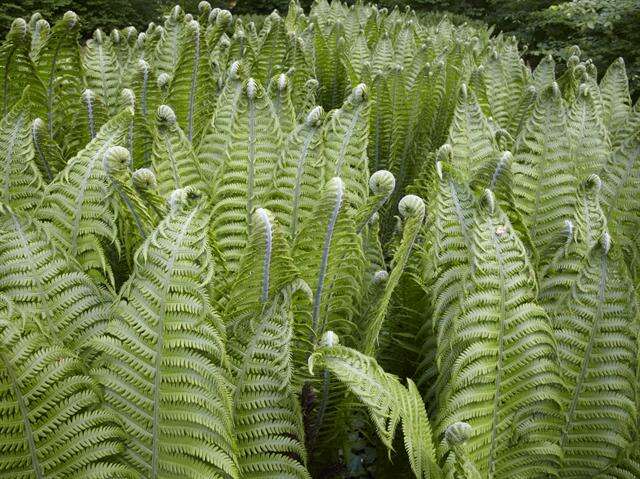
[83,29,121,115]
[37,108,133,286]
[0,301,132,479]
[92,188,238,478]
[599,58,631,135]
[309,338,442,479]
[151,105,205,197]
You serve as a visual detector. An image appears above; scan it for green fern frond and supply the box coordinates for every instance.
[553,234,638,477]
[323,83,370,211]
[168,19,216,142]
[35,11,82,144]
[532,54,555,91]
[83,29,121,115]
[309,337,442,479]
[153,5,185,78]
[267,105,326,239]
[268,72,296,136]
[0,300,132,478]
[599,58,631,135]
[28,17,49,58]
[313,21,348,110]
[37,108,133,286]
[0,94,43,213]
[92,187,239,478]
[447,83,496,181]
[0,18,47,119]
[568,84,611,181]
[251,12,287,84]
[205,10,233,51]
[512,82,576,265]
[30,117,64,182]
[151,104,205,197]
[438,190,563,479]
[65,88,110,156]
[210,78,283,273]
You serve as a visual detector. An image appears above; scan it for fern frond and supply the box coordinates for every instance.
[532,54,555,91]
[599,58,631,135]
[92,188,238,478]
[512,82,576,265]
[0,301,132,478]
[268,72,296,137]
[267,105,326,239]
[0,94,43,213]
[309,337,442,479]
[153,5,185,78]
[83,29,121,115]
[251,12,287,84]
[210,78,283,273]
[553,234,638,477]
[151,104,205,197]
[439,190,563,478]
[323,83,370,211]
[30,117,64,182]
[36,108,133,286]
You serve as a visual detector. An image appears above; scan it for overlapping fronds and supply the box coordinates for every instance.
[83,29,121,115]
[92,188,238,478]
[0,299,132,479]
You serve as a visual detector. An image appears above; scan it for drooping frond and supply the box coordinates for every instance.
[553,234,638,477]
[267,105,326,239]
[83,29,121,115]
[0,301,132,478]
[438,190,563,479]
[151,104,205,197]
[210,78,282,273]
[92,188,238,478]
[323,83,370,211]
[0,94,43,213]
[309,337,442,479]
[512,82,576,265]
[37,108,133,286]
[0,205,115,356]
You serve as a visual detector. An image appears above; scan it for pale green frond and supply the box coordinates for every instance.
[368,72,393,172]
[83,29,121,115]
[0,302,133,479]
[36,108,133,286]
[153,5,185,78]
[92,188,239,478]
[30,117,64,182]
[168,20,216,142]
[251,11,288,84]
[0,205,115,356]
[309,339,442,479]
[205,9,233,51]
[267,72,296,137]
[0,94,43,213]
[532,54,555,91]
[151,104,205,198]
[28,18,49,58]
[362,194,425,355]
[599,58,631,135]
[313,21,348,110]
[323,83,370,211]
[553,234,638,477]
[447,83,496,181]
[567,84,611,181]
[65,88,110,156]
[512,82,576,265]
[267,105,326,239]
[210,78,283,273]
[439,190,564,479]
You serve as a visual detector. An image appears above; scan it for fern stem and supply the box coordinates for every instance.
[258,208,272,303]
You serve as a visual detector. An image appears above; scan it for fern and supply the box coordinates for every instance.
[92,187,238,478]
[210,78,282,273]
[0,299,132,478]
[553,234,638,477]
[268,72,296,137]
[438,190,563,478]
[309,337,442,479]
[153,5,184,78]
[599,58,631,135]
[151,104,205,197]
[0,93,43,213]
[83,29,121,115]
[36,108,133,285]
[30,117,64,182]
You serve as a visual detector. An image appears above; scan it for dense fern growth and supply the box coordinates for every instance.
[1,2,639,478]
